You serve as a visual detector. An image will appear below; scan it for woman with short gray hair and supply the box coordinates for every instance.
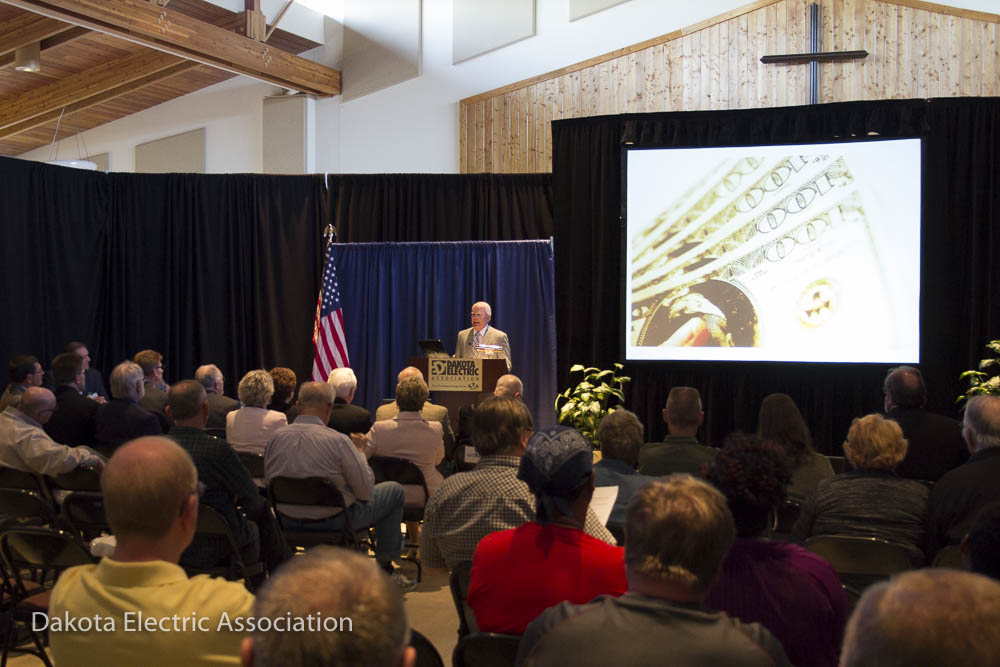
[226,369,288,454]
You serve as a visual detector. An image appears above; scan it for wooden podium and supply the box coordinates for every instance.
[408,357,507,431]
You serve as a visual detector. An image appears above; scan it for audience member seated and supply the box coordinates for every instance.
[883,365,967,481]
[264,382,413,591]
[195,364,240,429]
[637,386,716,476]
[267,367,297,416]
[95,361,162,456]
[376,366,455,465]
[0,354,44,412]
[327,367,373,436]
[927,395,1000,557]
[420,397,614,571]
[134,349,171,431]
[44,352,98,446]
[517,476,791,667]
[49,436,254,666]
[840,569,1000,667]
[65,341,108,401]
[468,426,627,634]
[240,546,415,667]
[758,393,834,503]
[964,501,1000,579]
[593,409,655,534]
[704,435,848,667]
[0,386,103,474]
[356,375,443,505]
[226,370,288,454]
[456,374,524,466]
[792,413,928,564]
[167,380,289,574]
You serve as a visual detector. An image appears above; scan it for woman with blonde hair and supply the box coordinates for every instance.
[791,413,928,564]
[225,369,288,454]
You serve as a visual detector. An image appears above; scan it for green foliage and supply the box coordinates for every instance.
[958,339,1000,404]
[554,363,630,448]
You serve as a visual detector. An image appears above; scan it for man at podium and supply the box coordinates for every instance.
[455,301,511,371]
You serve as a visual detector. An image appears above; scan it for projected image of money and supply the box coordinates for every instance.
[624,140,921,363]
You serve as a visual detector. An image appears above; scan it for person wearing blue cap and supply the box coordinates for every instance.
[467,426,627,634]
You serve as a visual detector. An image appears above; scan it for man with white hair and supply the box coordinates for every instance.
[326,367,372,436]
[94,360,162,455]
[455,301,511,371]
[927,394,1000,558]
[0,386,103,474]
[195,364,240,429]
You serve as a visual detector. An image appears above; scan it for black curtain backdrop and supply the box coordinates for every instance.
[552,98,1000,453]
[329,173,554,241]
[0,157,327,391]
[1,160,553,407]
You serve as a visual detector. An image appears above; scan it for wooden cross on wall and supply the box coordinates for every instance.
[761,2,868,104]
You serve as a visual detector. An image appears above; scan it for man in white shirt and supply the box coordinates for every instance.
[0,386,103,475]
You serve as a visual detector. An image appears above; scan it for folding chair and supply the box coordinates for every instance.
[267,477,359,550]
[449,560,478,637]
[804,534,915,591]
[46,466,101,493]
[0,488,60,532]
[368,456,427,581]
[409,629,445,667]
[452,632,521,667]
[62,492,110,543]
[181,505,265,592]
[0,526,95,666]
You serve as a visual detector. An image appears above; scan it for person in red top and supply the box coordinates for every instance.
[467,426,627,634]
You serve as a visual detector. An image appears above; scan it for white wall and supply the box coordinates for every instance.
[17,0,999,174]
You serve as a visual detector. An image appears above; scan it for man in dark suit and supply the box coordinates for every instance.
[65,341,108,401]
[44,352,99,446]
[195,364,240,430]
[134,349,171,431]
[883,365,967,482]
[94,360,161,456]
[326,367,372,436]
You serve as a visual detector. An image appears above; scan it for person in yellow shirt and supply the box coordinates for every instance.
[47,436,254,666]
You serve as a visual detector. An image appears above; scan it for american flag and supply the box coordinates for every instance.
[312,244,350,381]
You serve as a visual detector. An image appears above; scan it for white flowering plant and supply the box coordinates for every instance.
[958,339,1000,405]
[554,363,630,448]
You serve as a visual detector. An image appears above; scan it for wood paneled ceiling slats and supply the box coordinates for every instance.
[0,0,330,156]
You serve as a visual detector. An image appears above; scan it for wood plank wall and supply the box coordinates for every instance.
[459,0,1000,173]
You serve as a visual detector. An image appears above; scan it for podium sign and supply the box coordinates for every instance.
[428,358,483,392]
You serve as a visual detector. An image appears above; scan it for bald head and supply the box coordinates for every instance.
[397,366,424,383]
[841,569,1000,667]
[297,381,334,418]
[494,374,523,400]
[883,366,926,409]
[19,387,56,424]
[102,436,198,542]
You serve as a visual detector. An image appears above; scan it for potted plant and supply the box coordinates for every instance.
[554,363,630,448]
[958,339,1000,405]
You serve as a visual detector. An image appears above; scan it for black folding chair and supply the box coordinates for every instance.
[181,505,265,592]
[452,632,521,667]
[0,526,95,666]
[62,492,110,543]
[804,534,916,591]
[267,477,359,550]
[0,469,53,507]
[369,456,427,581]
[0,488,60,532]
[449,560,478,637]
[46,466,102,493]
[409,629,445,667]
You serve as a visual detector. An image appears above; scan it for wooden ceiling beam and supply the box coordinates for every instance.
[0,24,88,69]
[0,49,195,136]
[0,0,340,96]
[0,60,197,139]
[0,12,77,57]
